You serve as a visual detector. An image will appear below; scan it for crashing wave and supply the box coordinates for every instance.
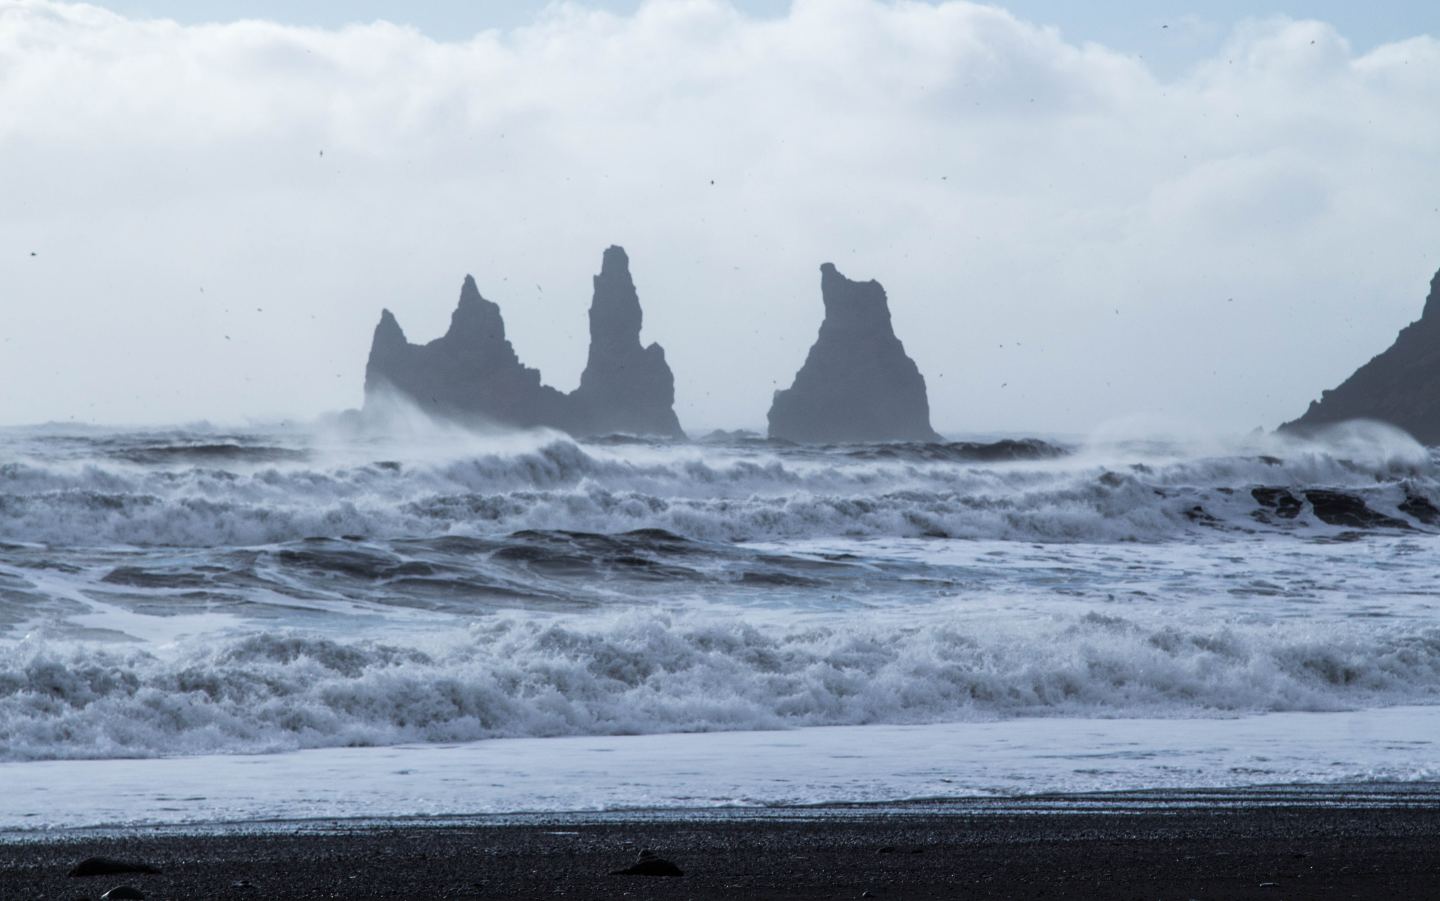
[2,608,1438,760]
[0,425,1434,547]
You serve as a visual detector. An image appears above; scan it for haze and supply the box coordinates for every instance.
[3,0,1439,434]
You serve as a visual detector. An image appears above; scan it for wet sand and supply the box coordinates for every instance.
[3,786,1438,900]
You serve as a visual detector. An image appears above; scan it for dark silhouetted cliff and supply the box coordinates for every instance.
[364,248,683,437]
[768,263,940,443]
[570,247,684,438]
[1282,266,1440,445]
[364,275,573,429]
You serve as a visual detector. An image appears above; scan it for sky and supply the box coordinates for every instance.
[2,1,1439,434]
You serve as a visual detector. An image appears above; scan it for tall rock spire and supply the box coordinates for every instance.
[768,263,940,443]
[362,309,409,400]
[570,246,685,438]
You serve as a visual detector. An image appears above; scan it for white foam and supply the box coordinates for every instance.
[2,705,1436,830]
[0,422,1434,547]
[3,607,1438,761]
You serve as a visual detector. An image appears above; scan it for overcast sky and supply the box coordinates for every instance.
[3,0,1439,434]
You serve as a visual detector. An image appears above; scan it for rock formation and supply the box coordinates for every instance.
[609,849,685,877]
[768,263,940,443]
[569,246,684,438]
[365,275,573,429]
[364,247,684,437]
[1282,266,1440,445]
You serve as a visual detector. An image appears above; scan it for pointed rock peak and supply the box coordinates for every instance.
[445,274,508,345]
[594,246,639,305]
[590,245,642,341]
[374,308,405,343]
[601,245,630,275]
[453,275,492,316]
[364,309,410,397]
[459,274,482,305]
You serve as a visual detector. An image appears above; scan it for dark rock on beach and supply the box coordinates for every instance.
[610,849,684,877]
[69,857,161,878]
[1282,265,1440,444]
[768,263,940,443]
[364,246,684,438]
[4,792,1440,900]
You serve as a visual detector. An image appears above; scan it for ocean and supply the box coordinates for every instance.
[2,416,1438,830]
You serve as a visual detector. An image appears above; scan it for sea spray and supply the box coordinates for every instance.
[3,608,1439,760]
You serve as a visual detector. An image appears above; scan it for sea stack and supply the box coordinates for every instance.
[1282,266,1440,445]
[569,246,685,438]
[768,263,940,443]
[364,275,573,430]
[363,248,684,437]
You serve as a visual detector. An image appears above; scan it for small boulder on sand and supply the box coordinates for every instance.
[610,849,684,877]
[69,857,161,878]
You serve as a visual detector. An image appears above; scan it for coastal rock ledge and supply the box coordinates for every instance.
[768,263,940,443]
[1281,265,1440,445]
[364,246,683,438]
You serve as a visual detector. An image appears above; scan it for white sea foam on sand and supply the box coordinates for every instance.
[2,705,1437,831]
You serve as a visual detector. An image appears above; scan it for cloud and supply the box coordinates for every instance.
[1,0,1437,433]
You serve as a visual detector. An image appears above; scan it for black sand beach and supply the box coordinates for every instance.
[3,786,1437,900]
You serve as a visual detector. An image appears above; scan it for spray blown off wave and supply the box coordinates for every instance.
[0,422,1435,547]
[4,609,1439,761]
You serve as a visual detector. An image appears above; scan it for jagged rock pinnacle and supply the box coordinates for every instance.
[364,275,568,428]
[572,245,684,438]
[363,249,683,438]
[768,263,939,443]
